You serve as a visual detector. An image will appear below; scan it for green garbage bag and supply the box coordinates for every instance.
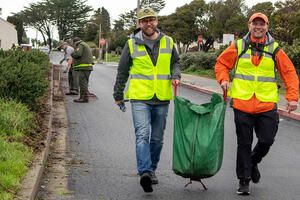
[172,93,227,180]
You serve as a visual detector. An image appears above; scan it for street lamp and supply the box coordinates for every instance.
[87,21,102,63]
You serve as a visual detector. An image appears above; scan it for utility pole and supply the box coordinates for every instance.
[136,0,140,27]
[99,23,102,63]
[98,7,102,63]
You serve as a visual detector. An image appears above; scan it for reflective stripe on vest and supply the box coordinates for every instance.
[73,63,93,68]
[126,36,173,100]
[234,73,276,83]
[130,74,171,80]
[228,39,279,102]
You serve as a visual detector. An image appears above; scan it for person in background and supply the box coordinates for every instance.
[215,13,299,195]
[58,41,78,95]
[113,8,180,193]
[71,37,94,103]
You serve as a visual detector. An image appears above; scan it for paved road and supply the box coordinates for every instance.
[58,57,300,199]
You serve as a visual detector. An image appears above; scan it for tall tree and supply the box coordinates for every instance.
[84,7,111,44]
[292,10,300,38]
[272,0,300,44]
[49,0,92,40]
[204,0,246,41]
[247,2,275,18]
[6,14,26,44]
[159,1,206,54]
[20,1,55,49]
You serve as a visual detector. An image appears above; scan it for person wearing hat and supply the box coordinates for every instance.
[71,37,94,103]
[113,7,180,193]
[215,13,299,195]
[58,41,78,95]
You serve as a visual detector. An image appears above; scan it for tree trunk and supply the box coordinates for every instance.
[46,27,52,50]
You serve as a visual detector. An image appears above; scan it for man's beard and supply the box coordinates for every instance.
[142,26,157,37]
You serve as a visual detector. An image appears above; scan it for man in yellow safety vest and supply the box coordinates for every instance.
[113,7,180,193]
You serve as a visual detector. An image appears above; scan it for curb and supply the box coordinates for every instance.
[180,82,300,122]
[17,64,55,200]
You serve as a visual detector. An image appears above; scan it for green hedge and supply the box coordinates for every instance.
[0,50,50,110]
[180,51,218,71]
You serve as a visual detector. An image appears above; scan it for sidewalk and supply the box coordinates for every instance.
[181,73,300,121]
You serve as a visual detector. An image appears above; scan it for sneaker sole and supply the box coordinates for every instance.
[236,191,250,195]
[140,175,153,193]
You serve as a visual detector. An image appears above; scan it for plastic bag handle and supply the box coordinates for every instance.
[174,82,177,97]
[223,90,227,102]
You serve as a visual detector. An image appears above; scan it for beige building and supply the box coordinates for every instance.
[0,17,18,50]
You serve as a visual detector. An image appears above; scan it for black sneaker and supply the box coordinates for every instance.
[236,179,250,195]
[140,172,153,193]
[251,164,261,183]
[151,172,158,184]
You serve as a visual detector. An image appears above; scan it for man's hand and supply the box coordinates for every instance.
[115,100,123,105]
[171,79,180,86]
[286,101,298,114]
[221,81,230,92]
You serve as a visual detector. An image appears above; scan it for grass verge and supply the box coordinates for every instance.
[103,53,120,62]
[0,99,35,200]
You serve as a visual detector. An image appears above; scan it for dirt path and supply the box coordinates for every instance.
[35,67,74,200]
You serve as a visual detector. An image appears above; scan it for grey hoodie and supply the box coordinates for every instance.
[113,28,181,104]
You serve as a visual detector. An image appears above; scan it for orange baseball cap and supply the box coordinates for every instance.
[249,13,269,24]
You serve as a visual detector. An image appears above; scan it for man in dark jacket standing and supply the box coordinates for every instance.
[113,8,180,193]
[71,37,94,103]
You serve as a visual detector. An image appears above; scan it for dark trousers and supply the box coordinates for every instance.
[233,108,279,180]
[68,66,79,92]
[74,70,91,101]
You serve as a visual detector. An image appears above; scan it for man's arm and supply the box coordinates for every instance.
[276,49,299,112]
[66,58,73,68]
[71,44,84,59]
[113,41,132,103]
[170,44,181,82]
[215,43,237,92]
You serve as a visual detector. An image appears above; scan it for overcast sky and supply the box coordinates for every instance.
[0,0,278,42]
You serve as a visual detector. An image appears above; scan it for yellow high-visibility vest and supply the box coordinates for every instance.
[73,63,93,68]
[125,35,173,100]
[228,39,279,102]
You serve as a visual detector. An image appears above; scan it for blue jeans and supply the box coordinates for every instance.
[131,102,169,176]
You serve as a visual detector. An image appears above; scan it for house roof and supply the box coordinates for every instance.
[0,17,16,29]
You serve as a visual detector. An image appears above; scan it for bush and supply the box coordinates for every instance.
[86,41,97,48]
[180,51,218,71]
[0,50,49,110]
